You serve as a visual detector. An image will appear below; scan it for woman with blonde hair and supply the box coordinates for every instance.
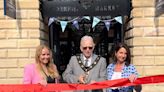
[23,45,60,85]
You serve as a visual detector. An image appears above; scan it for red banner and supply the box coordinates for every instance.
[0,75,164,92]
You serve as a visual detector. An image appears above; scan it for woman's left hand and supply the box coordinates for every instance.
[128,74,137,82]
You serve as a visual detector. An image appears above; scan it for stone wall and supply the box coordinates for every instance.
[0,0,48,84]
[125,0,164,91]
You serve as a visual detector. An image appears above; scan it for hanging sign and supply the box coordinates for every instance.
[40,0,131,17]
[4,0,16,19]
[155,0,164,17]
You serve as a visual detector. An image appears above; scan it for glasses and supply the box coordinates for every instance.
[83,47,93,50]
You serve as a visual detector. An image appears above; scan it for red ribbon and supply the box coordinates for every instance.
[0,75,164,92]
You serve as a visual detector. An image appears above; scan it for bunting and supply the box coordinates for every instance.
[83,16,91,20]
[92,17,101,28]
[104,21,111,31]
[73,20,79,30]
[48,16,122,32]
[48,17,55,26]
[114,16,122,24]
[60,21,68,32]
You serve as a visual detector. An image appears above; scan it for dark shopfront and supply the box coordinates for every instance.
[40,0,132,74]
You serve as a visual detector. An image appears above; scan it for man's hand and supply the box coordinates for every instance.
[78,75,86,84]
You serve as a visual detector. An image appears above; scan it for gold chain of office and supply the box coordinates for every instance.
[76,55,100,72]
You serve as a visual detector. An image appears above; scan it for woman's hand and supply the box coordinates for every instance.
[128,74,137,82]
[39,79,47,86]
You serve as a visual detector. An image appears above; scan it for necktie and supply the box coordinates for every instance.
[84,59,89,68]
[84,59,89,86]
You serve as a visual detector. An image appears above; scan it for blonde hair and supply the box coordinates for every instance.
[35,45,59,79]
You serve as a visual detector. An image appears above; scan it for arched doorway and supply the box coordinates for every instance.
[39,0,132,74]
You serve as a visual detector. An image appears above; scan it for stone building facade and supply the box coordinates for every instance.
[126,0,164,91]
[0,0,48,83]
[0,0,164,92]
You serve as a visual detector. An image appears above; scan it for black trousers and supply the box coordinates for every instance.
[111,89,119,92]
[84,89,103,92]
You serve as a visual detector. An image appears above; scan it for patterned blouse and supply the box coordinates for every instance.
[107,63,138,92]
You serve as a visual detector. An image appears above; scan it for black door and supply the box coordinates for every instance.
[49,19,123,74]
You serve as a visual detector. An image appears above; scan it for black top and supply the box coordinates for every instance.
[47,76,55,83]
[42,68,55,83]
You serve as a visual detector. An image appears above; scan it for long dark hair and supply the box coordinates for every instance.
[113,43,131,66]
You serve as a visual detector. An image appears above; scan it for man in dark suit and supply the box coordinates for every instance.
[62,35,107,92]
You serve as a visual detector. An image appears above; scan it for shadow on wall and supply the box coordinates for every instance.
[16,1,22,38]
